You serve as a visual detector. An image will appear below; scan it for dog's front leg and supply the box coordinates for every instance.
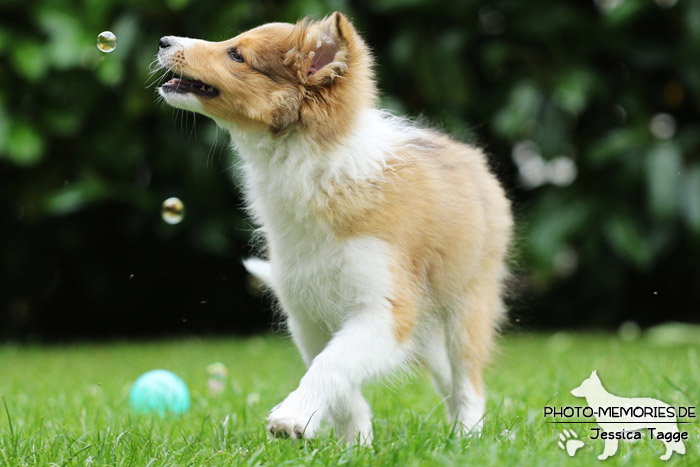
[267,305,409,444]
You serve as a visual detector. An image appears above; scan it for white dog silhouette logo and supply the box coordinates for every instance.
[570,370,686,461]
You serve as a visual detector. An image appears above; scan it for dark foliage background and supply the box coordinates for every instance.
[1,0,699,340]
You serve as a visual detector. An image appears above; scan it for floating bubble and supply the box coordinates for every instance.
[207,362,228,380]
[161,197,185,224]
[208,379,225,395]
[207,362,228,396]
[649,113,676,140]
[96,31,117,53]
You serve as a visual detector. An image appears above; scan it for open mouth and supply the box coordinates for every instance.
[161,77,219,98]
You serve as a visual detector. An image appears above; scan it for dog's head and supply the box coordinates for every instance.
[156,12,375,141]
[570,370,602,398]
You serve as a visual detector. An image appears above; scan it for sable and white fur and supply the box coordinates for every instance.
[157,12,513,444]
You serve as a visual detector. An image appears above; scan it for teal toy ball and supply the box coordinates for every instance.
[129,369,190,416]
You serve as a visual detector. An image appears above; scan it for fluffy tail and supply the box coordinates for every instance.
[242,257,274,288]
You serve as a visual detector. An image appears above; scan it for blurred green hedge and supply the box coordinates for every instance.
[1,0,699,339]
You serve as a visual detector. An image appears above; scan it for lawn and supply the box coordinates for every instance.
[1,332,697,466]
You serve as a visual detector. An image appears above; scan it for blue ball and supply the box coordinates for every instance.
[129,369,190,416]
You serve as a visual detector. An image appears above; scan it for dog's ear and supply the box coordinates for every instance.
[287,12,356,86]
[284,12,375,140]
[591,370,599,380]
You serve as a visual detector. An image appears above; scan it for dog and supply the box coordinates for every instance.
[156,12,513,445]
[571,370,686,460]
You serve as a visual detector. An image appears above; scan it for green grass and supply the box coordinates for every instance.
[1,332,698,466]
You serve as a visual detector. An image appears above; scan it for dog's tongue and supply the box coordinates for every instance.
[163,78,182,88]
[162,78,219,97]
[164,78,201,87]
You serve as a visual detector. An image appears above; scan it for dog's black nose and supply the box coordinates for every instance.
[159,37,171,50]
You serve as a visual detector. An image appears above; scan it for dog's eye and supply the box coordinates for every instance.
[229,48,244,63]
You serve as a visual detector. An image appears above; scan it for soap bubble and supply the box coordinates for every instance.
[649,113,676,140]
[208,379,225,395]
[207,362,228,380]
[96,31,117,53]
[161,197,185,224]
[207,362,228,396]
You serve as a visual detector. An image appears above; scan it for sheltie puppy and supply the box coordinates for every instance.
[157,12,512,445]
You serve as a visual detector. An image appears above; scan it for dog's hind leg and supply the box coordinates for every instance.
[444,305,487,436]
[421,323,453,403]
[443,275,504,436]
[432,215,509,437]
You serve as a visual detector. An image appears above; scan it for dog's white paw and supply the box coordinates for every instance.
[455,419,484,438]
[266,391,321,440]
[451,407,484,438]
[267,417,307,440]
[344,427,373,446]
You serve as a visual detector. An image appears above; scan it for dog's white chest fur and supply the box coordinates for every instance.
[228,110,403,330]
[276,236,393,334]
